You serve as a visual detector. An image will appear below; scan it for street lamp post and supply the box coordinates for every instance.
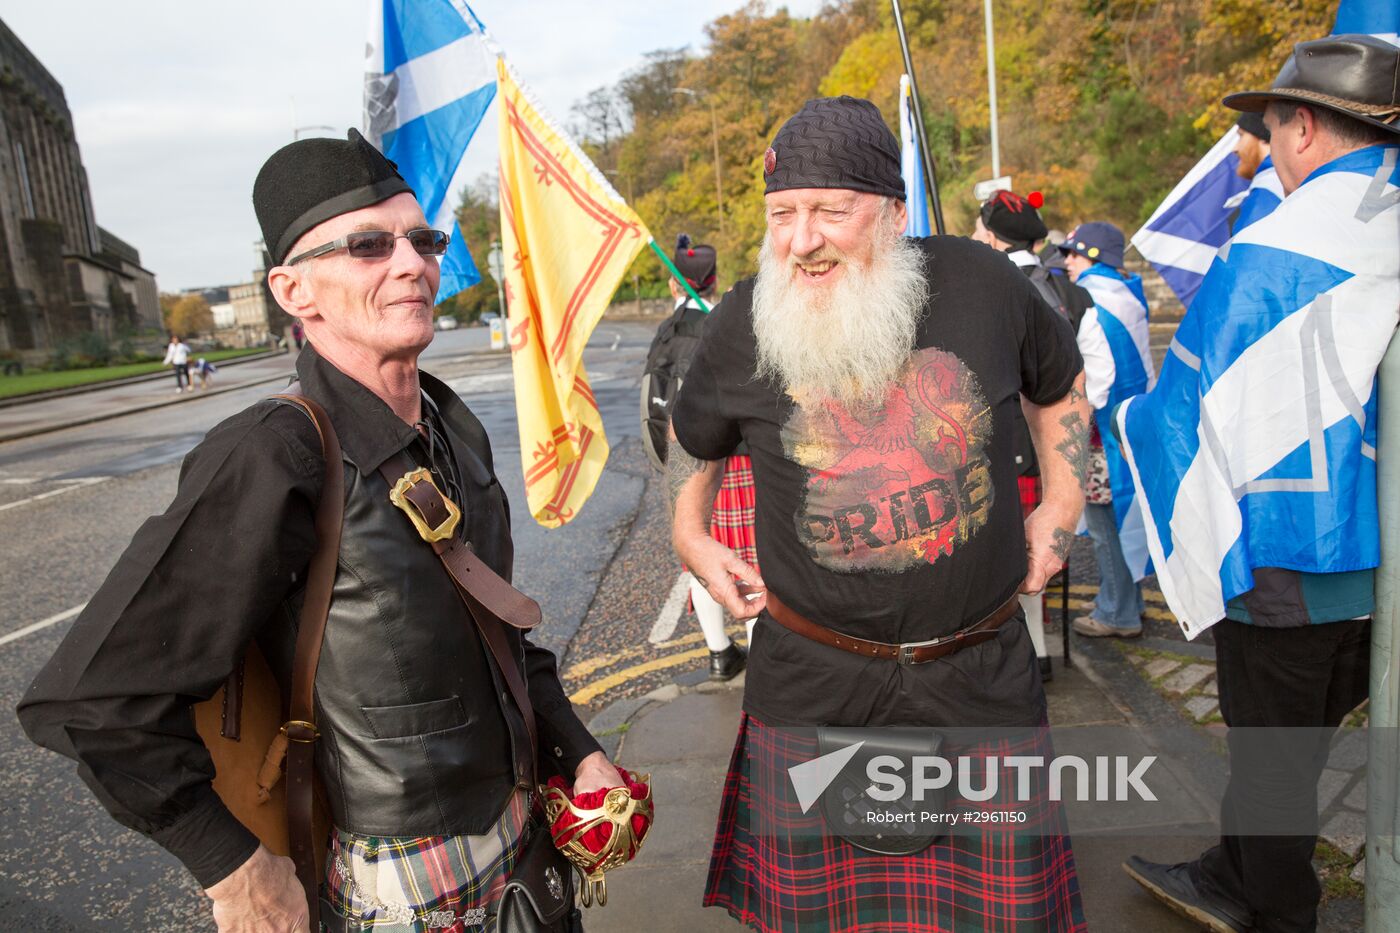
[674,87,724,236]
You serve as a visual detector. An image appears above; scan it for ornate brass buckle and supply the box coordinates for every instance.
[388,467,461,543]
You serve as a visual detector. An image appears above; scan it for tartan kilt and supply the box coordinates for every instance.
[321,791,528,931]
[704,715,1087,933]
[710,455,759,571]
[1018,475,1042,520]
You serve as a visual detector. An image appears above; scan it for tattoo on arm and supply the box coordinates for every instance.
[1054,411,1089,492]
[1051,527,1074,562]
[1068,381,1086,405]
[666,445,710,515]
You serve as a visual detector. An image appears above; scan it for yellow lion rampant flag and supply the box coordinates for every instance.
[496,57,648,528]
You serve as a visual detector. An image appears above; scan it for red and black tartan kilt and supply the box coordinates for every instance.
[1018,475,1042,520]
[704,714,1087,932]
[711,454,759,571]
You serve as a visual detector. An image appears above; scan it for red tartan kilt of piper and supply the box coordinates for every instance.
[704,714,1087,932]
[710,455,759,570]
[1018,475,1042,520]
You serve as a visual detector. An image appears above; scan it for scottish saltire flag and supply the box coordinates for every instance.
[1334,0,1399,45]
[1223,156,1284,235]
[1130,130,1249,308]
[898,75,930,238]
[1077,266,1157,580]
[1117,144,1400,638]
[497,58,649,528]
[363,0,496,301]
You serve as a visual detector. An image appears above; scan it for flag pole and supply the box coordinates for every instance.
[647,239,711,313]
[890,0,945,235]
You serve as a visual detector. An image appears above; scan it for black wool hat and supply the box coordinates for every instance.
[764,97,905,201]
[672,234,717,291]
[1235,111,1271,143]
[254,128,415,265]
[979,190,1049,247]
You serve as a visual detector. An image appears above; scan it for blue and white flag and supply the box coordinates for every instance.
[1222,155,1283,235]
[1130,129,1248,308]
[1076,265,1156,581]
[1334,0,1399,45]
[1117,144,1400,638]
[364,0,497,301]
[898,74,931,238]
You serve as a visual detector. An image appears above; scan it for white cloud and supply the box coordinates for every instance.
[0,1,821,290]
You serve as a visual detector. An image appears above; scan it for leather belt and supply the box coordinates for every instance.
[764,591,1021,664]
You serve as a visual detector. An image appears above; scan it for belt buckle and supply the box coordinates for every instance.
[389,467,462,543]
[897,643,918,665]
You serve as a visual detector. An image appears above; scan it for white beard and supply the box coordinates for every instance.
[752,213,928,408]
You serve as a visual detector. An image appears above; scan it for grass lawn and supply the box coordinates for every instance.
[0,347,271,400]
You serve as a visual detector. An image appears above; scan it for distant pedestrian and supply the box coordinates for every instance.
[194,357,217,390]
[1059,222,1154,639]
[291,320,305,350]
[641,233,750,681]
[162,334,191,393]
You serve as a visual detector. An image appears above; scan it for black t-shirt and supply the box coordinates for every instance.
[672,236,1081,728]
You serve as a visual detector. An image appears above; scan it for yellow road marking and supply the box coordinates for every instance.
[570,647,711,705]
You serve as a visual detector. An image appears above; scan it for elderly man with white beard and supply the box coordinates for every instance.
[668,97,1091,931]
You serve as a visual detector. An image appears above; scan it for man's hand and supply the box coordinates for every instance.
[573,751,626,795]
[675,533,766,619]
[1021,503,1077,595]
[205,845,309,933]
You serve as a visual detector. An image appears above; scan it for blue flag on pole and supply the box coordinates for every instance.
[1129,129,1248,309]
[898,75,930,238]
[1117,144,1400,637]
[364,0,497,301]
[1333,0,1399,44]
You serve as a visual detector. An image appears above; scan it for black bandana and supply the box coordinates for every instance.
[764,97,905,201]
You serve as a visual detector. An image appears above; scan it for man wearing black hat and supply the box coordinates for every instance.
[972,189,1094,682]
[19,130,619,930]
[642,234,751,681]
[1232,112,1272,181]
[669,96,1090,930]
[1122,35,1400,933]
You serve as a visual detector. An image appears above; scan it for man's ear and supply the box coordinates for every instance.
[892,197,909,235]
[267,265,315,321]
[1295,105,1319,154]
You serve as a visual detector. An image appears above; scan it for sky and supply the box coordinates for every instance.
[0,1,823,292]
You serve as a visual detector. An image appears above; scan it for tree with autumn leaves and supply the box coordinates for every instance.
[447,0,1335,311]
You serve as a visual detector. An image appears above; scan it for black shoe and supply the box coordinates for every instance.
[709,643,747,682]
[1122,856,1253,933]
[1038,656,1054,683]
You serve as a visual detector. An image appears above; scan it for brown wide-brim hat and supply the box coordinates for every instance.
[1223,34,1400,136]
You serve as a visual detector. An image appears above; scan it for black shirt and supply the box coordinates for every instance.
[17,346,600,887]
[672,236,1081,729]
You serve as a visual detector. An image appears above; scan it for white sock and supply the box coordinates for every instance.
[691,576,732,652]
[1020,592,1048,658]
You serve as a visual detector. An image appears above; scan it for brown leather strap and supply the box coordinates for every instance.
[765,591,1021,664]
[377,451,541,788]
[270,392,345,920]
[218,656,246,740]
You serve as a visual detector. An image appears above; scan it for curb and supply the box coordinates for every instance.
[0,349,288,409]
[0,372,292,443]
[586,670,745,761]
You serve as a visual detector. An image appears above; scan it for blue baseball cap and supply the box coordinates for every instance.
[1057,221,1125,269]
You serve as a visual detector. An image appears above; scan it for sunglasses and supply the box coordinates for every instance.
[287,228,451,265]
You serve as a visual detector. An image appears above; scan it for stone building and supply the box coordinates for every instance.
[230,242,291,348]
[0,18,157,356]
